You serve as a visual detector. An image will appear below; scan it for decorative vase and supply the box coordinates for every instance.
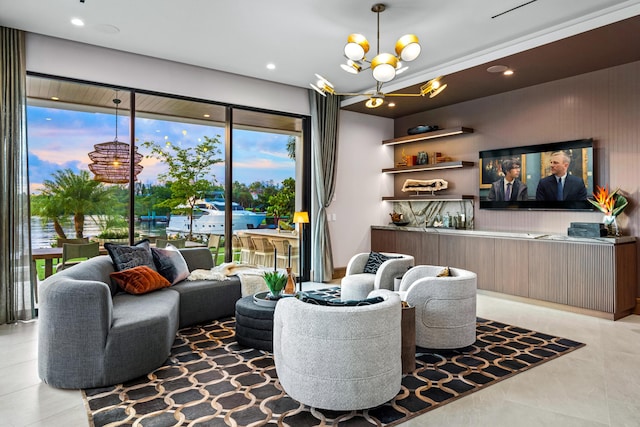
[284,267,296,294]
[603,215,621,237]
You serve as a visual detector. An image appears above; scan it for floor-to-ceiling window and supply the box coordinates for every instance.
[27,75,308,279]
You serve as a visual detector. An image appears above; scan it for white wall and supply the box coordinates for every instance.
[25,34,310,116]
[328,110,394,268]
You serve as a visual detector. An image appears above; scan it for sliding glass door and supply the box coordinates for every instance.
[26,75,308,278]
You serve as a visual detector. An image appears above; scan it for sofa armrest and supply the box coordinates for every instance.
[375,255,414,291]
[179,247,214,271]
[38,276,113,388]
[398,265,444,292]
[345,252,370,275]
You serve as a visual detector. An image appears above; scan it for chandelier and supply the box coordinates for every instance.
[88,95,143,184]
[310,3,447,108]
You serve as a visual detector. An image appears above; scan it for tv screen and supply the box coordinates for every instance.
[479,138,594,210]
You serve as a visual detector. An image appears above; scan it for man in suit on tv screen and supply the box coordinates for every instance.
[535,151,587,201]
[487,158,528,201]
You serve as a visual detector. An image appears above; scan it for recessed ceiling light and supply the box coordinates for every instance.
[388,102,396,107]
[203,114,210,118]
[487,65,508,73]
[71,17,85,27]
[51,96,59,101]
[503,69,514,76]
[266,63,276,70]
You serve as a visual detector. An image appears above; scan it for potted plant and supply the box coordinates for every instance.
[263,270,287,299]
[588,185,628,237]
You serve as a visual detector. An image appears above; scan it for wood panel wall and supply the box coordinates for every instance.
[394,60,640,295]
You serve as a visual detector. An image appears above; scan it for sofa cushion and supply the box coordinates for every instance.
[363,252,399,274]
[105,239,156,272]
[152,244,190,285]
[110,265,171,295]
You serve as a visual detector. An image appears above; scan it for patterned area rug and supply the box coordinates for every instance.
[83,289,584,426]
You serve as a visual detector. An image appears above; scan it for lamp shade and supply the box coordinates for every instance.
[429,83,447,98]
[293,211,309,224]
[395,34,421,61]
[371,53,397,83]
[365,96,384,108]
[88,141,143,184]
[344,34,369,61]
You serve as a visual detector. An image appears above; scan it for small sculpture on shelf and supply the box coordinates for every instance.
[401,178,448,195]
[396,148,408,168]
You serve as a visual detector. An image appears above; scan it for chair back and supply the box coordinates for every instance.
[57,237,89,247]
[251,237,274,253]
[270,238,289,254]
[207,234,223,266]
[238,235,255,250]
[156,238,186,249]
[207,234,222,248]
[60,242,100,270]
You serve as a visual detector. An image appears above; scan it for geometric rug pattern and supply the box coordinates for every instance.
[83,293,585,426]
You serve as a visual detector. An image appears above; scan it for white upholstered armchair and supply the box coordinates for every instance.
[340,252,414,301]
[273,290,402,410]
[398,265,477,349]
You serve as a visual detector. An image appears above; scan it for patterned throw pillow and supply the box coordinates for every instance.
[437,266,451,277]
[151,244,190,285]
[105,239,156,272]
[301,294,385,306]
[110,266,171,295]
[362,252,400,274]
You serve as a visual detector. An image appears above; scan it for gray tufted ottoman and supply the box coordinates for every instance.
[235,295,276,351]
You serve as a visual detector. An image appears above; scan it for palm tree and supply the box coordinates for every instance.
[32,169,111,239]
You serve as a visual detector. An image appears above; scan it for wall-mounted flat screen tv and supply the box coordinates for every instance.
[479,138,594,210]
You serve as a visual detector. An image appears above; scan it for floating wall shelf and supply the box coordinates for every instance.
[382,195,474,202]
[382,126,474,146]
[382,160,474,174]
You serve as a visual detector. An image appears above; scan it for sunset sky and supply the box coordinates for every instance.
[27,106,295,192]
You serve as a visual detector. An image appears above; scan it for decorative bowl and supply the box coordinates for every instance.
[392,221,410,226]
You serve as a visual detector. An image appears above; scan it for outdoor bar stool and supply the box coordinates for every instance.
[271,238,298,273]
[251,236,275,268]
[238,234,255,264]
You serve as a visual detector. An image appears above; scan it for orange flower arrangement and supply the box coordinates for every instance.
[588,185,628,217]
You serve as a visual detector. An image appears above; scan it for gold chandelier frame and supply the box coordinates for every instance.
[310,3,447,108]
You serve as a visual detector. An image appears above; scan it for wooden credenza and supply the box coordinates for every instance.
[371,226,637,320]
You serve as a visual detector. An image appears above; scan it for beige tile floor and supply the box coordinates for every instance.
[1,291,639,427]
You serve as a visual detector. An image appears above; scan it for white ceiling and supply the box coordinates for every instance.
[2,0,640,111]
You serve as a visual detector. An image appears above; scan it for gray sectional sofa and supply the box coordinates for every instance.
[38,247,241,389]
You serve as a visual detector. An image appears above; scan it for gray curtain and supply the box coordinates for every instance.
[1,27,34,324]
[309,90,340,282]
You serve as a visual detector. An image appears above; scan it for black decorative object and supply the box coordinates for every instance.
[407,125,439,135]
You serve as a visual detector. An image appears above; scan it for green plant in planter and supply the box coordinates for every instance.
[96,229,128,239]
[263,271,287,299]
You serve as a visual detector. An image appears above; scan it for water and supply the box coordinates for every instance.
[30,216,168,248]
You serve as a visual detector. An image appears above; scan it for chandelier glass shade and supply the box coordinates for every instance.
[310,3,447,108]
[88,96,143,184]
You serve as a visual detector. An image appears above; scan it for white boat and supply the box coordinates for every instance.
[166,199,266,235]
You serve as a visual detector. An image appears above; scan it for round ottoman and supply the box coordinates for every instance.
[235,296,276,351]
[340,274,375,301]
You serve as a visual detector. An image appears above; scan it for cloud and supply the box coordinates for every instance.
[28,152,84,192]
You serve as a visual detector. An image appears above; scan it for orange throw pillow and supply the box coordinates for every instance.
[110,266,171,295]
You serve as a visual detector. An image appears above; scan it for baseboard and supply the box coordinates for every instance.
[332,267,346,280]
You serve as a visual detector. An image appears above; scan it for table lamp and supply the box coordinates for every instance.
[292,211,309,292]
